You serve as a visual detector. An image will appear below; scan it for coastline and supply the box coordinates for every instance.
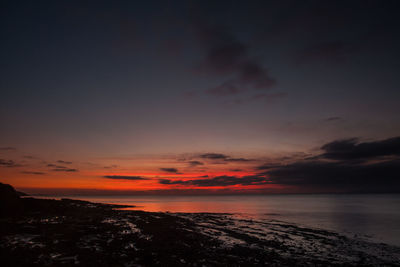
[1,196,400,266]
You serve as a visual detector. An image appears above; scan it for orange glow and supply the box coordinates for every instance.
[0,153,287,195]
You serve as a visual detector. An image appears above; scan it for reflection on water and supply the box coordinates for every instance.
[39,194,400,246]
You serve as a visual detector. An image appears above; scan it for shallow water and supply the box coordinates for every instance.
[37,194,400,246]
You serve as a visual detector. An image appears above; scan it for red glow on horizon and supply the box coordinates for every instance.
[0,156,286,195]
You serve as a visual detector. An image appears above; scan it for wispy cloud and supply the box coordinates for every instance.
[194,21,276,98]
[159,175,268,187]
[324,116,342,122]
[200,153,228,160]
[199,153,253,162]
[187,160,204,167]
[57,160,72,164]
[160,167,180,173]
[0,159,22,167]
[47,163,78,172]
[103,165,118,169]
[21,171,46,175]
[103,175,149,180]
[52,168,78,172]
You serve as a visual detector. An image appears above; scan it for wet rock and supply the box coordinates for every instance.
[0,184,399,266]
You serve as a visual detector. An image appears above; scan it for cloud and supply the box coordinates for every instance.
[103,165,118,169]
[199,153,253,162]
[47,163,78,172]
[47,164,78,172]
[187,161,204,167]
[264,159,400,192]
[225,157,253,162]
[324,116,342,122]
[52,168,78,172]
[0,147,16,151]
[159,175,269,187]
[194,21,276,96]
[47,164,60,168]
[319,136,400,160]
[160,167,179,173]
[256,164,281,170]
[21,171,46,175]
[0,159,21,167]
[103,175,149,180]
[257,136,400,193]
[57,160,72,164]
[200,153,228,160]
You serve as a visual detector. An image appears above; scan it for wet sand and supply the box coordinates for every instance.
[1,197,400,266]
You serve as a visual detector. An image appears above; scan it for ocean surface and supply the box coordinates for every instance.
[38,194,400,246]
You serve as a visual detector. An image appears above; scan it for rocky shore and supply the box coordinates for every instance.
[1,183,400,266]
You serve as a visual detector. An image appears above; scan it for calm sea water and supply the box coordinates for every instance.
[41,194,400,246]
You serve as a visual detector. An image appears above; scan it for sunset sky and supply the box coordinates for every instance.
[1,0,400,194]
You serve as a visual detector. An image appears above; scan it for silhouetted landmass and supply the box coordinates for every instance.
[0,182,23,216]
[1,183,399,266]
[16,190,29,196]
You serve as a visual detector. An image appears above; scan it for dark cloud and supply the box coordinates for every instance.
[103,165,118,169]
[200,153,228,159]
[52,168,78,172]
[195,21,276,96]
[325,116,342,122]
[160,168,179,173]
[256,164,281,170]
[0,147,16,151]
[225,157,253,162]
[319,136,400,160]
[103,175,149,180]
[159,175,268,187]
[257,136,400,193]
[57,160,72,164]
[264,159,400,192]
[21,171,46,175]
[0,159,21,167]
[47,164,58,167]
[187,161,204,167]
[199,153,253,162]
[47,163,78,172]
[200,153,228,160]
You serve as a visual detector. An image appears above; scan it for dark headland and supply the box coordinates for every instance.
[1,183,399,266]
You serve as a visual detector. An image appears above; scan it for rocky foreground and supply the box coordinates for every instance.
[1,183,400,266]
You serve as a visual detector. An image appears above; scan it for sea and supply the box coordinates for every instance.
[37,194,400,246]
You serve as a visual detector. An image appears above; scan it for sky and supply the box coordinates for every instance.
[1,0,400,194]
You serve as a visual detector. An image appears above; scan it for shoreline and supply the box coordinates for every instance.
[1,196,400,266]
[23,193,400,247]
